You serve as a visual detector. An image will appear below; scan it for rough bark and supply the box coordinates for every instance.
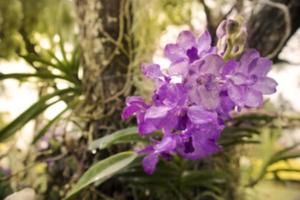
[71,1,133,198]
[200,0,300,61]
[75,0,133,137]
[247,0,300,60]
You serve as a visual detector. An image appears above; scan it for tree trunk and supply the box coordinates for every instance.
[247,0,300,60]
[73,1,134,198]
[75,0,133,138]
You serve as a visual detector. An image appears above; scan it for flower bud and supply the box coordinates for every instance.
[217,18,247,59]
[226,19,240,35]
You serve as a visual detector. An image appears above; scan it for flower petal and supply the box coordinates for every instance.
[228,83,263,108]
[168,59,189,77]
[125,96,146,107]
[197,30,212,52]
[177,31,196,50]
[239,49,260,74]
[164,44,186,62]
[252,77,277,94]
[143,153,159,175]
[177,127,221,160]
[248,57,272,76]
[122,105,141,119]
[154,136,176,152]
[142,63,164,80]
[187,106,217,124]
[196,84,220,110]
[200,54,224,74]
[244,87,263,108]
[227,81,244,107]
[144,106,172,119]
[222,60,239,76]
[138,118,158,135]
[230,73,249,85]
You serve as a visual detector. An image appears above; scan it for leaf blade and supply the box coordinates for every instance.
[0,88,75,142]
[65,151,137,200]
[88,127,141,151]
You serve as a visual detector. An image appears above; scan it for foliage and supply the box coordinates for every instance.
[65,151,137,200]
[0,38,82,142]
[0,0,75,58]
[66,112,300,200]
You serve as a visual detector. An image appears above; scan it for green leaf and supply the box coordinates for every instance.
[270,150,300,164]
[65,151,137,200]
[0,72,67,81]
[0,88,75,142]
[21,53,72,77]
[88,127,142,151]
[22,53,58,69]
[32,106,69,144]
[268,168,300,173]
[231,112,276,123]
[70,45,80,71]
[181,170,226,193]
[59,35,69,63]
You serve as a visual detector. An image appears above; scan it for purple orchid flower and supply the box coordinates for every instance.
[141,135,177,174]
[122,20,277,174]
[223,49,278,108]
[165,30,216,77]
[176,123,222,160]
[185,54,225,110]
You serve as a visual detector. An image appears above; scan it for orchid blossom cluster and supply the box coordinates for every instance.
[122,20,277,174]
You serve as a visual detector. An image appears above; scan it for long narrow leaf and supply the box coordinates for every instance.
[21,54,71,76]
[59,35,68,63]
[65,151,137,200]
[0,73,67,81]
[32,106,69,144]
[0,88,75,142]
[32,98,80,143]
[88,127,141,151]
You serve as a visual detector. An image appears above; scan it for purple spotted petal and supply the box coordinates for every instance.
[196,84,221,110]
[125,96,146,107]
[228,81,263,108]
[154,136,177,152]
[137,113,158,135]
[222,60,239,76]
[248,57,272,76]
[227,81,245,107]
[142,136,176,174]
[122,96,147,119]
[197,30,212,52]
[176,31,197,50]
[122,105,141,119]
[217,91,235,119]
[252,77,277,94]
[200,54,224,74]
[244,87,263,107]
[144,106,172,119]
[168,59,189,77]
[143,153,159,175]
[229,73,249,85]
[239,49,260,74]
[142,63,164,80]
[184,137,221,160]
[187,105,217,124]
[164,44,186,62]
[177,126,222,160]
